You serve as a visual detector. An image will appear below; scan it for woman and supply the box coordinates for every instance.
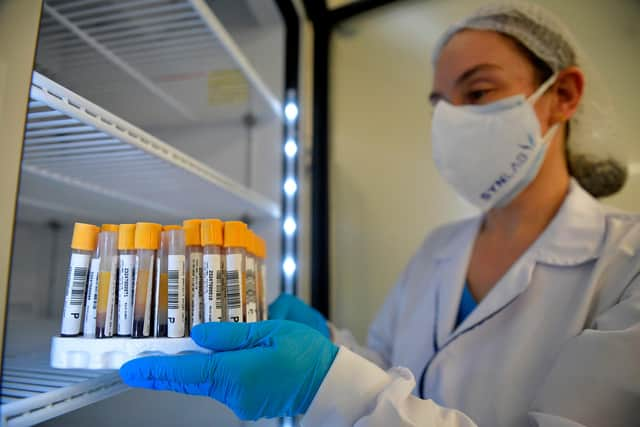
[120,3,639,426]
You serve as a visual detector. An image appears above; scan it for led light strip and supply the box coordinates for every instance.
[282,89,299,293]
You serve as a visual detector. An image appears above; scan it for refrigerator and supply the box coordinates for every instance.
[0,1,302,425]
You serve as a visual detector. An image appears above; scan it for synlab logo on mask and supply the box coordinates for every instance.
[480,135,535,201]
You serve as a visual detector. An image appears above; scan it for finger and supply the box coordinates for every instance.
[267,294,291,319]
[120,354,213,392]
[191,320,281,351]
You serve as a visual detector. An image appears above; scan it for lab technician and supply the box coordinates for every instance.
[120,3,640,426]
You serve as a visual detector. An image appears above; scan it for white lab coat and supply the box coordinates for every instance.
[302,180,640,427]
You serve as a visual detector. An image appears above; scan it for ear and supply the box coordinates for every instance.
[552,67,585,123]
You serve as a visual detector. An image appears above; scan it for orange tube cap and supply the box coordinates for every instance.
[118,224,136,250]
[223,221,247,249]
[134,222,162,250]
[183,219,202,246]
[201,219,224,246]
[71,222,99,251]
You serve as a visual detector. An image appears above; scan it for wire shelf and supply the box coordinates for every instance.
[1,356,127,427]
[36,0,282,127]
[20,72,280,222]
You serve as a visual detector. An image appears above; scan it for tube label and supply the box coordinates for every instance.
[117,254,136,335]
[261,263,268,321]
[203,253,222,322]
[226,253,244,322]
[245,257,257,323]
[83,257,100,337]
[60,253,91,335]
[167,254,185,337]
[189,251,203,327]
[215,258,225,321]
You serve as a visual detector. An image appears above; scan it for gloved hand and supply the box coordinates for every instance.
[119,320,338,420]
[269,293,330,338]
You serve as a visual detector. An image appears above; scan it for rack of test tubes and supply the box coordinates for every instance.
[51,220,268,369]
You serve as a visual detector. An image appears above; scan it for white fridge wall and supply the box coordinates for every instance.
[5,221,71,326]
[215,2,285,109]
[148,119,282,204]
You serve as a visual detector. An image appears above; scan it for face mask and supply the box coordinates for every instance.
[431,73,560,211]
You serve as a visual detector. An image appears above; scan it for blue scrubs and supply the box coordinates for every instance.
[455,283,477,328]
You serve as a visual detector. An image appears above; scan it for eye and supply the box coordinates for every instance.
[466,89,490,103]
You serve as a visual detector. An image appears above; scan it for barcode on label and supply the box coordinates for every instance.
[168,269,179,309]
[208,272,215,303]
[69,266,88,306]
[226,270,241,309]
[90,271,99,315]
[92,278,98,310]
[215,270,224,309]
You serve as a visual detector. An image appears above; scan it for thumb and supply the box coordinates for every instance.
[191,320,282,351]
[267,294,292,319]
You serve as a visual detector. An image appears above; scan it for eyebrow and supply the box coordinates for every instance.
[429,63,502,105]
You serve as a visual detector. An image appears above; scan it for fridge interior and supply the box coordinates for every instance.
[2,1,287,426]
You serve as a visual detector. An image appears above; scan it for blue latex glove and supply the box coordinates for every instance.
[269,294,330,338]
[119,320,338,420]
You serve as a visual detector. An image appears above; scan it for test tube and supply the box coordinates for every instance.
[201,219,224,322]
[244,230,258,323]
[167,228,186,337]
[101,224,120,335]
[183,219,203,333]
[117,224,136,336]
[256,236,268,321]
[60,223,99,336]
[95,228,118,338]
[224,221,247,323]
[153,229,169,337]
[83,230,110,337]
[154,225,183,337]
[132,222,161,338]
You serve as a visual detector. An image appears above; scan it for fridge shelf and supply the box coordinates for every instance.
[1,357,127,427]
[38,0,282,126]
[20,72,280,223]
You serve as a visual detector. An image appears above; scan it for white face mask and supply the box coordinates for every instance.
[431,73,560,211]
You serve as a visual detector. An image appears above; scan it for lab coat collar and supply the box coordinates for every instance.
[433,179,606,348]
[433,221,479,349]
[528,179,606,266]
[434,180,606,265]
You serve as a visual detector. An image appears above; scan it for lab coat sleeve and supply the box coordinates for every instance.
[302,347,477,427]
[328,323,388,368]
[528,269,640,427]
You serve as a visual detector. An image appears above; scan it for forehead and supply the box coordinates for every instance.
[433,29,533,87]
